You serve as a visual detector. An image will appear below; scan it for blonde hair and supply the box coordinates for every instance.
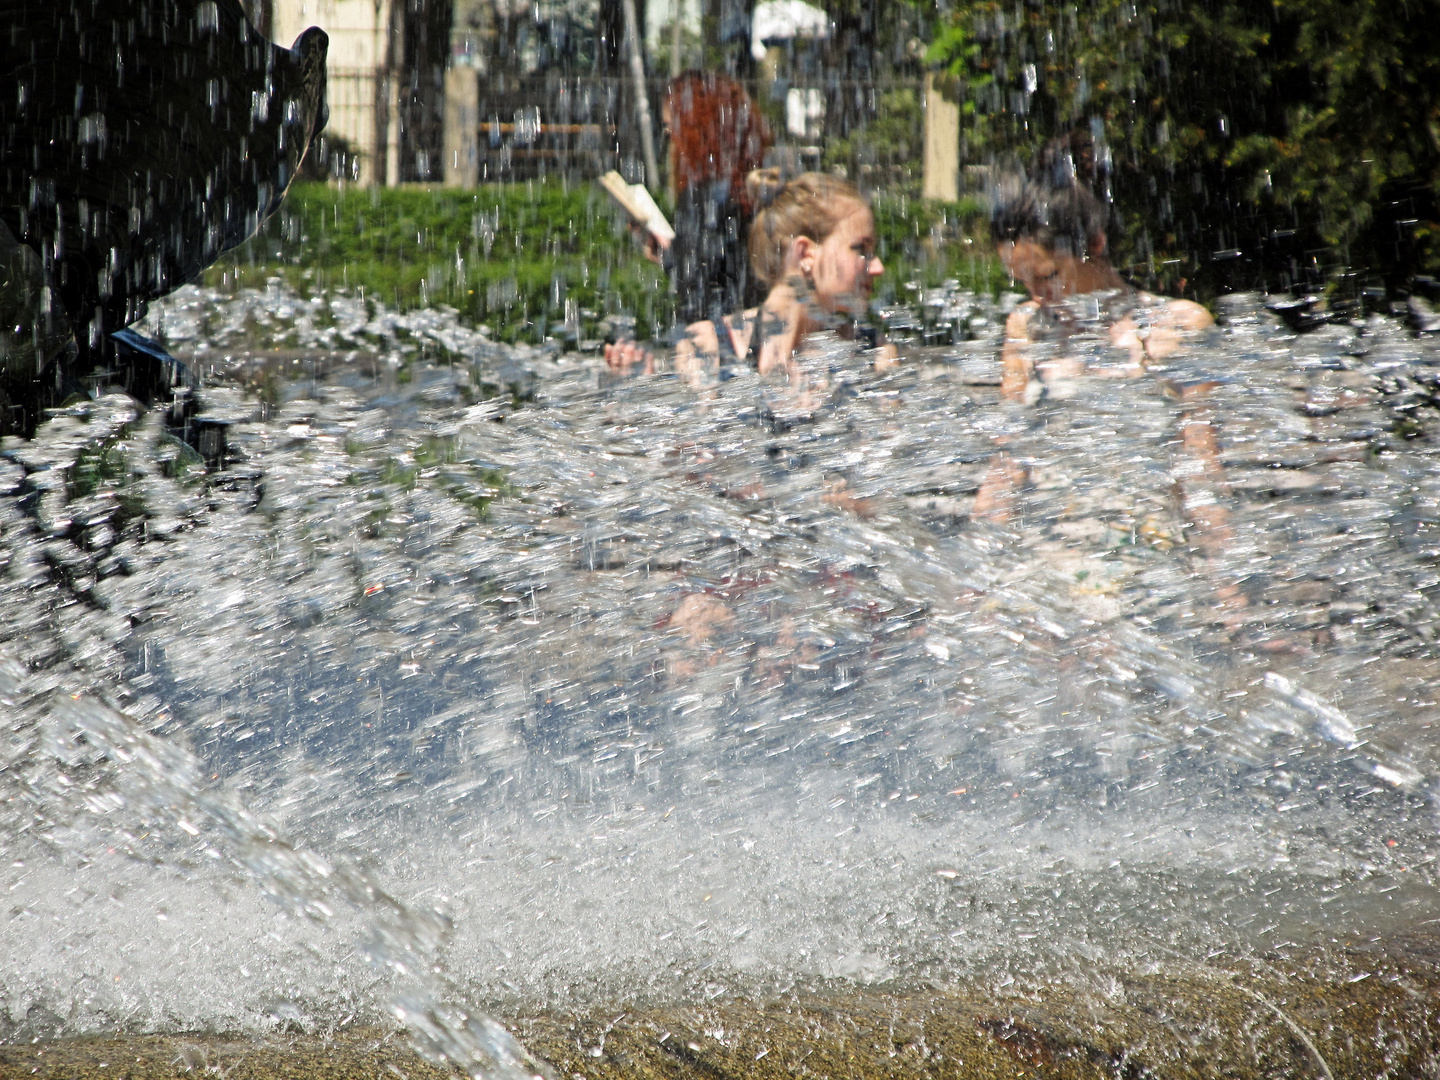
[745,170,867,289]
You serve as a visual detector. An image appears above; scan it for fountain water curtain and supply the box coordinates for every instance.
[5,269,1440,1074]
[5,3,1440,1078]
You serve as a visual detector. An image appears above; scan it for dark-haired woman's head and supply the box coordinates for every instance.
[990,169,1110,261]
[990,135,1121,303]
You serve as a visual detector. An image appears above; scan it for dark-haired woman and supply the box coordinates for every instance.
[992,156,1212,402]
[978,140,1227,571]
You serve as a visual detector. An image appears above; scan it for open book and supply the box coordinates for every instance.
[599,171,676,245]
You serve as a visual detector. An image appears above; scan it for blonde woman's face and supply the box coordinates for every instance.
[810,202,884,315]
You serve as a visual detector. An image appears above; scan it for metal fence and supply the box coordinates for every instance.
[458,71,927,189]
[320,66,929,191]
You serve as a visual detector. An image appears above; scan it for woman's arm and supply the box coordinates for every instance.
[1000,303,1038,401]
[672,318,722,385]
[607,313,756,386]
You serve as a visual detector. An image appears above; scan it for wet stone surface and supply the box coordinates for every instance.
[6,943,1440,1080]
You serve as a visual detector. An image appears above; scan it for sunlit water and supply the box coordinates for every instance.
[4,281,1440,1054]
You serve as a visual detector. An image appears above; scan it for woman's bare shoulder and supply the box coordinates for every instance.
[1160,298,1214,329]
[1136,293,1214,330]
[678,318,722,354]
[680,309,759,350]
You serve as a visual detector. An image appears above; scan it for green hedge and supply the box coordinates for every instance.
[210,181,1006,343]
[210,181,671,342]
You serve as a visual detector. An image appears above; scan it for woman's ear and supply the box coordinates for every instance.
[790,235,817,273]
[1090,232,1108,256]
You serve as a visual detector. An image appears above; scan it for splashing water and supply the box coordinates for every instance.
[3,280,1440,1063]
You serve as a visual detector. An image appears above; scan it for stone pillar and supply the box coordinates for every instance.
[384,72,402,187]
[922,73,960,203]
[443,67,479,188]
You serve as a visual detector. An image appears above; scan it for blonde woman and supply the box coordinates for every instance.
[605,170,894,380]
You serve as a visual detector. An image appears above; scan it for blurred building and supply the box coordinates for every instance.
[444,0,642,186]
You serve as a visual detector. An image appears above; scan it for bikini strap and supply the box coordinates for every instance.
[711,317,741,366]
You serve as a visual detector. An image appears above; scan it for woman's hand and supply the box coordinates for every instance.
[604,338,655,375]
[1111,299,1214,364]
[629,222,671,266]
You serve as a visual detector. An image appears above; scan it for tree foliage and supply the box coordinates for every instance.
[926,0,1440,296]
[823,87,927,194]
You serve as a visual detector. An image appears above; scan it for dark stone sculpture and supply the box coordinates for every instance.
[0,0,328,435]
